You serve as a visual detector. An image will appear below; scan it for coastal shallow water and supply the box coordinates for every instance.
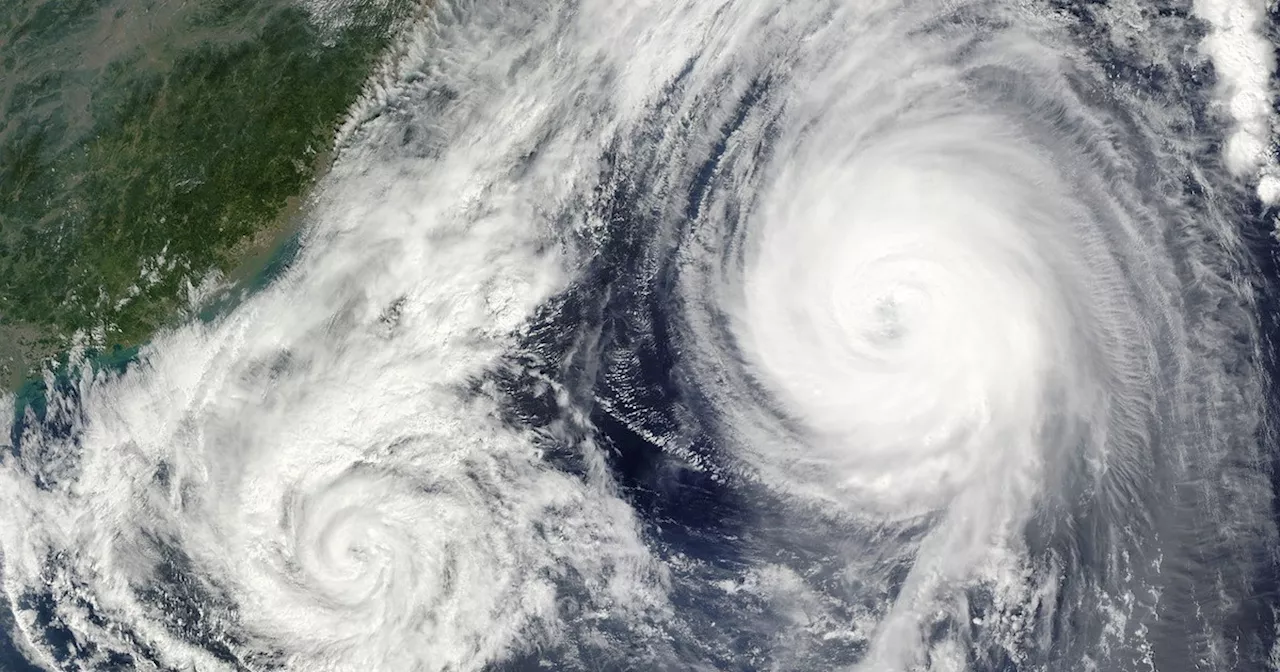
[3,0,1280,670]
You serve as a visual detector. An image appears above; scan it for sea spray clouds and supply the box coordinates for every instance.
[3,0,1279,670]
[567,0,1277,669]
[1191,0,1280,203]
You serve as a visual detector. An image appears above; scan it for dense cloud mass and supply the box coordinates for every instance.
[3,0,1280,670]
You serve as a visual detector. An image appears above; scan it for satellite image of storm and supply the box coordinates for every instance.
[3,0,1280,670]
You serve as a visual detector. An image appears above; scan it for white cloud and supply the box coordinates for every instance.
[1193,0,1280,204]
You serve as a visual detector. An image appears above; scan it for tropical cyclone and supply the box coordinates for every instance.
[2,0,1278,670]
[663,4,1254,667]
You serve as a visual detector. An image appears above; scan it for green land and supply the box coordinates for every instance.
[0,0,415,389]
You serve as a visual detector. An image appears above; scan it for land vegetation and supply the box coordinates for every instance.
[0,0,415,389]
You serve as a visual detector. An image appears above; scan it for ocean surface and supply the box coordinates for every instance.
[4,0,1280,670]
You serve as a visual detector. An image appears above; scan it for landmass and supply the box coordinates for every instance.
[0,0,416,389]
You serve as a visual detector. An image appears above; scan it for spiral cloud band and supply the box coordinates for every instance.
[2,0,1279,670]
[664,7,1230,667]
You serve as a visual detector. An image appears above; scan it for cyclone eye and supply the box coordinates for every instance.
[0,1,1276,671]
[868,297,907,344]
